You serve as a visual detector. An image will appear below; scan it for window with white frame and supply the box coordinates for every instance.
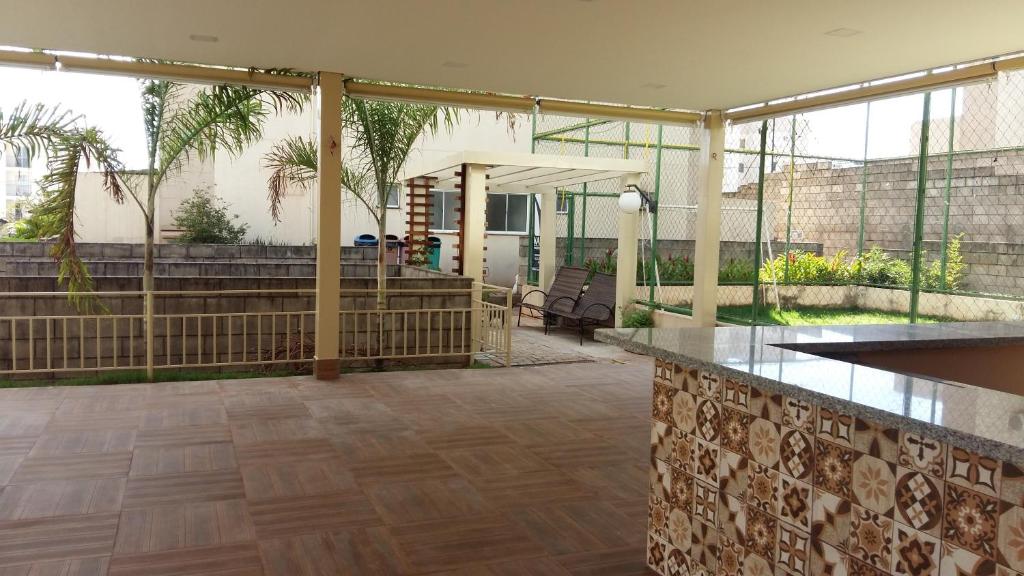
[429,191,529,233]
[555,190,572,214]
[385,183,400,209]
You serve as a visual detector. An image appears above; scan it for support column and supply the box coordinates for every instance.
[692,110,726,327]
[314,72,343,380]
[538,190,557,291]
[461,163,488,358]
[616,174,642,327]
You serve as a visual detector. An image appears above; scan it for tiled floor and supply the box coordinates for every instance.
[0,356,655,575]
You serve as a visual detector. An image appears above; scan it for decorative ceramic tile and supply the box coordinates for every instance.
[997,503,1024,572]
[695,479,719,526]
[720,449,749,498]
[997,566,1023,576]
[653,457,671,502]
[942,483,999,559]
[783,397,815,435]
[653,421,672,463]
[746,506,777,563]
[671,466,696,514]
[813,488,853,552]
[697,371,722,401]
[673,429,697,474]
[849,505,894,571]
[780,473,814,531]
[719,532,745,576]
[938,542,996,576]
[721,407,752,457]
[651,494,670,540]
[698,399,722,443]
[812,540,850,576]
[655,359,674,387]
[850,558,890,576]
[781,428,814,481]
[898,433,945,479]
[818,408,855,447]
[654,382,677,426]
[894,467,944,537]
[724,379,751,412]
[668,505,693,551]
[748,462,780,515]
[649,531,667,573]
[778,523,811,576]
[697,439,721,486]
[748,418,780,469]
[748,387,783,424]
[892,522,940,576]
[852,453,897,517]
[1004,462,1024,508]
[816,439,855,500]
[854,418,899,463]
[673,363,699,394]
[692,517,720,572]
[673,390,698,434]
[719,492,748,546]
[946,447,1001,498]
[666,544,690,576]
[742,549,773,576]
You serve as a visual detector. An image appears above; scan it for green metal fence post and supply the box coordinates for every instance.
[939,87,957,289]
[858,102,871,257]
[752,121,769,324]
[649,125,664,304]
[783,116,797,283]
[909,92,933,323]
[528,108,538,285]
[580,122,590,265]
[565,191,575,266]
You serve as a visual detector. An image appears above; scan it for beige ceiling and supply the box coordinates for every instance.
[2,0,1022,111]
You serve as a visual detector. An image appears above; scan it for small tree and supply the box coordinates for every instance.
[172,187,249,244]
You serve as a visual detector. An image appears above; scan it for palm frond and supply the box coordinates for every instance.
[263,136,317,222]
[0,101,78,159]
[34,127,125,310]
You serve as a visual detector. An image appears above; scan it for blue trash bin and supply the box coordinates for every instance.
[353,233,378,247]
[426,236,442,271]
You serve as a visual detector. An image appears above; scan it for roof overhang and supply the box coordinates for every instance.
[407,151,648,194]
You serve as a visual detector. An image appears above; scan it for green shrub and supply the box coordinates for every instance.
[852,247,912,287]
[760,250,851,285]
[172,188,249,244]
[622,307,654,328]
[719,259,756,284]
[584,249,617,276]
[924,233,966,291]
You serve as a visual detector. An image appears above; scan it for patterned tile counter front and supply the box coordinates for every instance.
[645,357,1023,576]
[594,324,1024,576]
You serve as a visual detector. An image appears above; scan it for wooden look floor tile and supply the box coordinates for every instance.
[508,501,643,556]
[240,458,356,500]
[388,514,546,573]
[114,499,255,554]
[140,406,227,429]
[420,424,516,452]
[553,547,651,575]
[350,452,458,486]
[0,512,119,567]
[442,446,554,479]
[248,492,380,539]
[0,438,35,458]
[130,443,238,477]
[470,469,593,509]
[108,542,263,576]
[29,430,136,457]
[11,453,132,483]
[0,414,50,438]
[233,439,338,466]
[45,411,142,432]
[366,477,491,525]
[496,419,597,447]
[122,470,245,508]
[148,380,221,396]
[141,394,222,411]
[303,398,397,425]
[0,457,21,486]
[324,423,434,463]
[0,478,125,520]
[230,417,325,445]
[0,556,110,576]
[135,425,232,448]
[568,465,648,502]
[258,527,404,576]
[226,403,310,422]
[56,396,145,416]
[529,439,634,470]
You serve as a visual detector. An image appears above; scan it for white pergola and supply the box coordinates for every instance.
[407,151,647,326]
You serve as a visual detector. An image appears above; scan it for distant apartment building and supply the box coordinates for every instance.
[0,145,43,223]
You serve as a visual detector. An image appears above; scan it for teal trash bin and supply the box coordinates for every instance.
[427,236,442,271]
[353,233,378,247]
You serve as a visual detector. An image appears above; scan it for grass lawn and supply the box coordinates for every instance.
[717,305,951,326]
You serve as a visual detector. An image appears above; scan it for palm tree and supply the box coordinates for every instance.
[264,99,457,308]
[36,79,307,294]
[0,101,76,158]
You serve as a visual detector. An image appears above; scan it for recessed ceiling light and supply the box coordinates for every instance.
[824,28,862,38]
[189,34,219,43]
[641,82,668,90]
[442,60,469,69]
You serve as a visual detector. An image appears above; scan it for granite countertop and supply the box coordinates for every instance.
[595,322,1024,464]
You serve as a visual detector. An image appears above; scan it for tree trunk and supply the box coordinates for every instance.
[376,209,387,310]
[144,188,156,293]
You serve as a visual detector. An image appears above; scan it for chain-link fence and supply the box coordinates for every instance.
[528,69,1024,326]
